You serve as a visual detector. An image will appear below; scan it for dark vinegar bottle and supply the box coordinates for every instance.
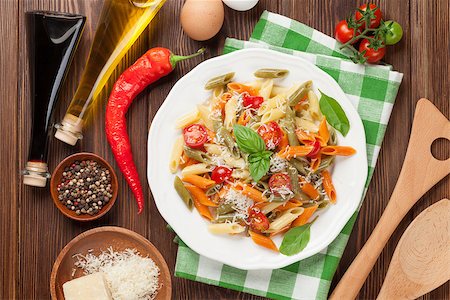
[22,11,85,187]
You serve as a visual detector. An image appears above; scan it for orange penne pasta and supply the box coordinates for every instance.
[233,183,267,203]
[310,155,321,172]
[318,118,329,146]
[213,92,232,112]
[321,146,356,156]
[182,174,216,189]
[185,185,218,207]
[277,145,314,159]
[321,170,336,203]
[301,182,320,200]
[227,82,258,96]
[293,95,308,111]
[218,183,230,198]
[292,205,318,227]
[248,231,278,252]
[237,110,251,126]
[278,128,289,151]
[192,197,213,220]
[276,199,303,212]
[179,152,190,168]
[295,129,316,145]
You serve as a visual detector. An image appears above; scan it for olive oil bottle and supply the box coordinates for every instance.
[55,0,166,145]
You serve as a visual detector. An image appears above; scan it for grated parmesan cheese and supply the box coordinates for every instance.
[73,247,160,300]
[223,188,252,221]
[269,156,287,173]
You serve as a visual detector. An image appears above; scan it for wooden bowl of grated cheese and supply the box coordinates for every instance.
[50,226,171,300]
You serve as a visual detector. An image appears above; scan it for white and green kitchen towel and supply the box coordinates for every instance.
[174,11,403,300]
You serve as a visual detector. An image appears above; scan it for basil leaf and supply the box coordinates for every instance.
[248,153,270,182]
[279,218,317,256]
[233,124,265,153]
[319,90,350,136]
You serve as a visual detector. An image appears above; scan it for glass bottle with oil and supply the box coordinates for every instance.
[55,0,166,145]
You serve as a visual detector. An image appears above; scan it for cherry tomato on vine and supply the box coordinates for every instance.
[268,173,292,196]
[359,38,385,63]
[243,95,264,109]
[183,124,208,149]
[257,122,282,150]
[355,4,382,29]
[384,20,403,45]
[306,140,321,158]
[248,206,270,232]
[211,166,232,183]
[335,20,359,44]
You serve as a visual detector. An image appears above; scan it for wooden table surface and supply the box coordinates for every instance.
[1,0,449,299]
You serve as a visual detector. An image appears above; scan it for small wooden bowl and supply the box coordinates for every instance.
[50,152,118,222]
[50,226,172,300]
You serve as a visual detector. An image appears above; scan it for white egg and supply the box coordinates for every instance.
[222,0,259,11]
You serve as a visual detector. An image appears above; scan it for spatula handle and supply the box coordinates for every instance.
[329,186,410,300]
[330,99,450,299]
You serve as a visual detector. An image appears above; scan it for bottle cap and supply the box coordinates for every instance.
[22,161,50,187]
[54,114,83,146]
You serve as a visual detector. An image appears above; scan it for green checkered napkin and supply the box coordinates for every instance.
[174,11,403,300]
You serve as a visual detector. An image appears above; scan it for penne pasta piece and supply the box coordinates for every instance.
[295,116,319,132]
[267,207,305,232]
[321,146,356,156]
[307,90,321,120]
[254,68,289,79]
[237,110,251,126]
[204,143,223,155]
[174,176,193,210]
[181,163,211,177]
[248,231,278,252]
[182,174,216,189]
[224,96,238,131]
[278,128,289,151]
[260,108,286,123]
[258,79,274,100]
[185,185,218,207]
[269,224,291,237]
[175,108,200,129]
[205,72,235,90]
[261,202,284,214]
[233,183,268,203]
[212,85,224,99]
[270,85,288,97]
[183,146,211,163]
[317,118,330,146]
[218,127,240,158]
[321,170,336,203]
[295,129,317,145]
[208,223,245,234]
[169,136,184,173]
[287,81,312,106]
[301,182,320,200]
[192,196,213,220]
[258,94,286,116]
[197,104,214,131]
[292,204,318,227]
[314,155,335,174]
[277,145,313,159]
[310,155,321,172]
[243,80,262,90]
[227,82,258,96]
[276,199,303,212]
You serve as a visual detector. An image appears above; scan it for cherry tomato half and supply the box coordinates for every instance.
[248,206,270,232]
[211,166,232,183]
[243,95,264,109]
[269,173,292,196]
[384,20,403,45]
[257,122,282,150]
[355,4,382,29]
[359,38,385,63]
[335,20,359,44]
[306,140,321,158]
[183,124,208,149]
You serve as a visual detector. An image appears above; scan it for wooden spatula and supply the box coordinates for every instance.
[377,199,450,300]
[330,98,450,300]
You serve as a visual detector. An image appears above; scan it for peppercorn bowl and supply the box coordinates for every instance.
[50,152,118,221]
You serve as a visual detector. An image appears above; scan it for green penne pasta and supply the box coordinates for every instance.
[254,68,289,79]
[314,156,335,174]
[289,158,309,176]
[329,127,338,145]
[284,105,300,146]
[214,213,244,223]
[287,80,312,106]
[174,176,193,210]
[204,72,235,90]
[287,163,301,195]
[218,127,240,158]
[216,203,234,215]
[183,146,211,163]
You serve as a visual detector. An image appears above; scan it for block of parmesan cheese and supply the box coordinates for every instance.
[62,272,112,300]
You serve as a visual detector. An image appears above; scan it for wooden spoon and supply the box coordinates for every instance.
[330,99,450,300]
[377,199,450,300]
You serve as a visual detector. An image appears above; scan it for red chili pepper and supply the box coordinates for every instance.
[105,47,205,214]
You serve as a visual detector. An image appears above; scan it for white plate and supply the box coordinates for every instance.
[148,48,367,270]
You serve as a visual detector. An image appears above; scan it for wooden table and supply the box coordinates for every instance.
[1,0,449,299]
